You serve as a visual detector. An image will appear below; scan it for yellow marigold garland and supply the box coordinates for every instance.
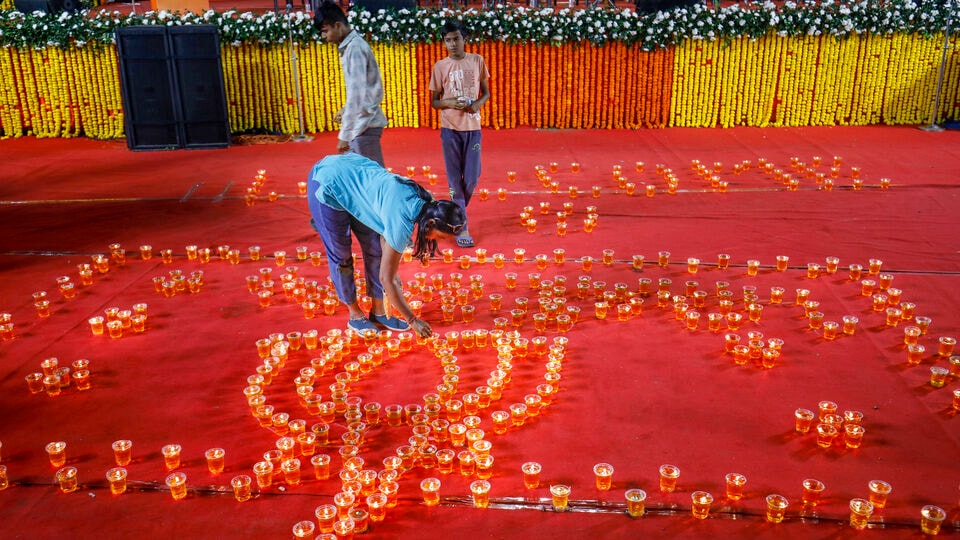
[857,34,890,125]
[373,42,418,129]
[270,45,293,134]
[942,34,960,122]
[773,35,816,127]
[833,36,860,126]
[717,37,741,129]
[298,43,319,134]
[813,34,843,126]
[80,45,124,139]
[881,33,940,125]
[17,49,41,136]
[2,34,960,138]
[0,47,25,137]
[670,40,689,127]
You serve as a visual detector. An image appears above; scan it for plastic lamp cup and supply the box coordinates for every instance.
[593,463,614,491]
[106,467,128,495]
[765,494,789,523]
[658,464,680,492]
[849,498,874,530]
[691,491,714,519]
[624,488,646,517]
[920,505,947,535]
[549,484,571,511]
[166,471,188,500]
[521,462,541,489]
[725,473,746,501]
[867,480,891,509]
[231,474,252,502]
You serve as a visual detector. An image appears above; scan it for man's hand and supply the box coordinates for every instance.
[337,139,350,153]
[408,317,433,338]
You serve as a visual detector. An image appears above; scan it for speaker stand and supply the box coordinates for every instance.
[287,4,313,143]
[919,0,953,132]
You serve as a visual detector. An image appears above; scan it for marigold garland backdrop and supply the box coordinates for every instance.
[0,2,958,138]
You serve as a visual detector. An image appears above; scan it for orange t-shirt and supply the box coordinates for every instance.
[429,53,490,132]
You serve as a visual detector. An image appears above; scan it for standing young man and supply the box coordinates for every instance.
[314,1,388,166]
[429,21,491,248]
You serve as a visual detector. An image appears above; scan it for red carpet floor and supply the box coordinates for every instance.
[0,126,959,538]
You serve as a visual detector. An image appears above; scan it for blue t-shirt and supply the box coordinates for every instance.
[309,153,426,253]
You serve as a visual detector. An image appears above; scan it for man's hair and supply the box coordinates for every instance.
[440,20,467,39]
[314,1,349,28]
[394,176,466,262]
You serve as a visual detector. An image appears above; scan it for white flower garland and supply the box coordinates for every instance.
[0,0,954,50]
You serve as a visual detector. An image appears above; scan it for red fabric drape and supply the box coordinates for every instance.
[0,127,958,538]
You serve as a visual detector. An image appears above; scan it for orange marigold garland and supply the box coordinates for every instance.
[627,45,642,129]
[574,43,586,129]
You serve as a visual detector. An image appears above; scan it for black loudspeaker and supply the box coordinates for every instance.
[116,25,230,151]
[116,27,179,150]
[169,26,231,149]
[635,0,698,13]
[14,0,79,12]
[352,0,416,11]
[57,0,81,11]
[14,0,52,13]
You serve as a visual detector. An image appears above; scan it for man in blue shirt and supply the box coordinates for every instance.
[308,153,465,338]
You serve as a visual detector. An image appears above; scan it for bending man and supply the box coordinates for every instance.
[307,153,465,337]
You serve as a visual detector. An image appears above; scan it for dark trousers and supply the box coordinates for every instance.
[440,128,482,227]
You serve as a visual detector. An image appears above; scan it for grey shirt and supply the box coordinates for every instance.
[338,30,388,142]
